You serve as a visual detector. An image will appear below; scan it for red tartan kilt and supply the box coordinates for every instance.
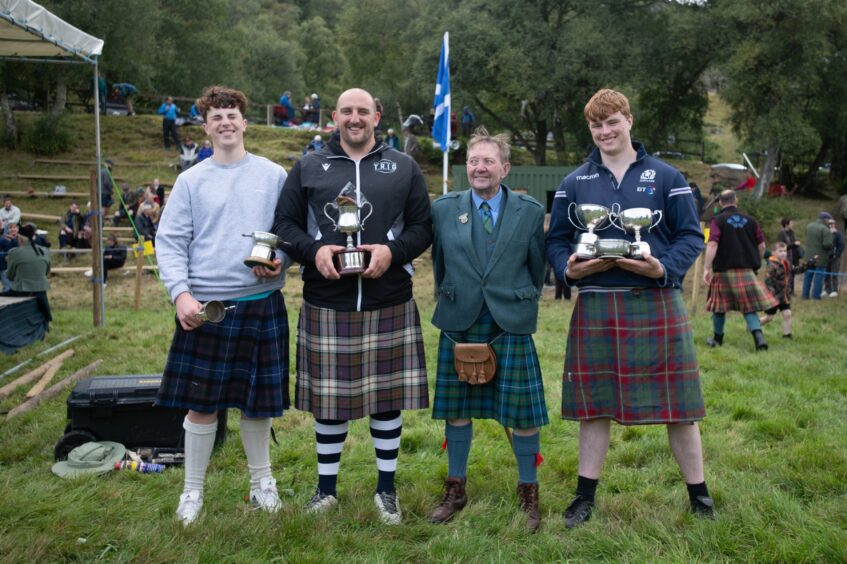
[707,269,778,313]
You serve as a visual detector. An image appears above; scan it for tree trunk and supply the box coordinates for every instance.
[754,142,779,201]
[533,119,547,166]
[799,137,830,194]
[50,69,67,120]
[0,90,17,146]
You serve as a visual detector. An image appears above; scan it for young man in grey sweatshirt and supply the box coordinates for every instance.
[156,86,292,526]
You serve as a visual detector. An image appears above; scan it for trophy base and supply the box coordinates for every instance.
[244,256,277,269]
[335,249,370,275]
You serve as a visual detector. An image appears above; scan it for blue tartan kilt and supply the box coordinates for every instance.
[562,288,704,425]
[157,291,290,418]
[432,311,549,429]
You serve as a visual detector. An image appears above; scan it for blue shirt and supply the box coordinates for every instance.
[471,187,504,227]
[157,102,179,120]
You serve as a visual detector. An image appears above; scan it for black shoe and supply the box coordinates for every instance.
[752,329,768,351]
[690,495,715,519]
[706,333,723,348]
[563,494,594,529]
[782,333,793,339]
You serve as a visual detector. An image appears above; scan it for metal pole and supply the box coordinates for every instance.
[92,59,105,326]
[442,31,450,195]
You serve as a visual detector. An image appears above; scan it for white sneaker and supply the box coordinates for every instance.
[304,487,338,513]
[830,291,839,298]
[373,491,402,525]
[176,490,203,526]
[249,476,282,513]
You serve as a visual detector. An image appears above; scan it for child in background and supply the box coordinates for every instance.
[760,241,816,339]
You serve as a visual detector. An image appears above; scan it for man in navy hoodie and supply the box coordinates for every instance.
[547,89,713,528]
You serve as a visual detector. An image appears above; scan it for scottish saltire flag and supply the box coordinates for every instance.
[432,32,450,152]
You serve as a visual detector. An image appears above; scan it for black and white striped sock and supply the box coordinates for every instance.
[315,418,349,497]
[369,411,402,494]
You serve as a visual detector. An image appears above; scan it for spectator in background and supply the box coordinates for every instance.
[0,222,20,292]
[838,193,847,231]
[112,82,138,115]
[180,136,199,171]
[776,217,802,295]
[302,95,313,122]
[112,183,137,227]
[461,106,476,137]
[309,93,321,123]
[279,91,296,126]
[385,128,400,151]
[302,135,325,155]
[100,160,115,217]
[59,202,87,249]
[1,195,21,232]
[690,182,705,220]
[197,139,213,162]
[102,233,127,282]
[188,103,204,125]
[151,178,165,206]
[824,218,844,298]
[136,187,161,242]
[803,212,834,300]
[94,75,107,114]
[4,224,51,324]
[157,96,181,150]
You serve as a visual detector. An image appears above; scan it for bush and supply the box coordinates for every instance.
[21,115,71,156]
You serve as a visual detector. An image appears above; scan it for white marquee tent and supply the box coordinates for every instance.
[0,0,106,326]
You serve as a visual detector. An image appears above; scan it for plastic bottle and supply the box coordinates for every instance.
[114,460,165,473]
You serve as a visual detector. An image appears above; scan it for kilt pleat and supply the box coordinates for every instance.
[707,268,778,313]
[562,288,704,425]
[157,291,290,418]
[432,311,549,429]
[295,299,429,420]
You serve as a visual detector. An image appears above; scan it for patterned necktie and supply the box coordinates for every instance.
[480,201,494,233]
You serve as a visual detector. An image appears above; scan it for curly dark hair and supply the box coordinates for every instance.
[195,86,248,121]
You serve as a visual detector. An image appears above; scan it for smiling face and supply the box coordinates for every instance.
[589,111,633,157]
[202,106,247,152]
[333,89,380,153]
[466,141,510,199]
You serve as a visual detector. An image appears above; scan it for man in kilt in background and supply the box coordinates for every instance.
[272,88,431,525]
[704,190,778,351]
[547,89,714,528]
[156,86,292,526]
[429,128,548,531]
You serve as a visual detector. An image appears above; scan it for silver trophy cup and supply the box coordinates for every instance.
[198,300,236,324]
[323,197,374,275]
[242,231,284,269]
[568,203,612,259]
[615,208,663,259]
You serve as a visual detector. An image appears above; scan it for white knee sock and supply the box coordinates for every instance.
[182,417,218,495]
[240,417,272,490]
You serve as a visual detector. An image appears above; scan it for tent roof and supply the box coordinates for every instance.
[0,0,103,63]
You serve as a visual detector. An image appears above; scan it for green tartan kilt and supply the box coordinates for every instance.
[432,311,549,429]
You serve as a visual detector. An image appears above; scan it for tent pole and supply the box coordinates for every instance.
[92,59,105,327]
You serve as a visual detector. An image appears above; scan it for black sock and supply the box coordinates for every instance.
[686,481,710,502]
[576,475,598,502]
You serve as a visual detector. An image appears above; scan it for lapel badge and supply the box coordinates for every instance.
[459,213,469,224]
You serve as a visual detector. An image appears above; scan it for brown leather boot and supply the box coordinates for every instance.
[517,482,541,532]
[428,477,467,523]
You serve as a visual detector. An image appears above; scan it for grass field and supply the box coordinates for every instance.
[1,107,846,562]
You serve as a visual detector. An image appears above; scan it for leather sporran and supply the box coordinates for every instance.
[453,343,497,385]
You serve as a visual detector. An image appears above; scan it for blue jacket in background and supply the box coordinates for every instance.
[546,142,703,289]
[157,102,179,120]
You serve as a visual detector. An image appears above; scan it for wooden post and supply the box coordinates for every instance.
[90,169,103,326]
[266,104,272,127]
[134,243,144,311]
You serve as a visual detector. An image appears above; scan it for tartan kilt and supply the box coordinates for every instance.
[157,291,289,418]
[295,299,429,420]
[432,311,549,429]
[707,268,779,313]
[562,288,704,425]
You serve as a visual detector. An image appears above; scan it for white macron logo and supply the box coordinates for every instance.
[321,162,331,171]
[576,173,600,181]
[640,169,656,181]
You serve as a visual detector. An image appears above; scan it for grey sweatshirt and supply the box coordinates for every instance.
[157,153,291,302]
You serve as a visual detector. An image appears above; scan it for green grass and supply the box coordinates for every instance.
[1,111,846,562]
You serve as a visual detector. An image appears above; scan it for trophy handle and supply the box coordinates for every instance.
[608,203,624,232]
[323,202,339,231]
[567,202,585,230]
[649,209,663,232]
[359,201,374,229]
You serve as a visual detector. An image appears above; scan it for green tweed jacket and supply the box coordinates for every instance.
[431,187,545,334]
[7,242,51,292]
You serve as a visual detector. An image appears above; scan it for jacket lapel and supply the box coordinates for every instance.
[485,187,521,276]
[456,190,484,276]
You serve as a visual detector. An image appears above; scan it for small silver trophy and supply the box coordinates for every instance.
[198,300,235,324]
[568,203,613,259]
[242,231,284,269]
[615,207,663,259]
[323,184,374,275]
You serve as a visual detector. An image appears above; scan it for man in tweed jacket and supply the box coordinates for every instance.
[429,128,547,531]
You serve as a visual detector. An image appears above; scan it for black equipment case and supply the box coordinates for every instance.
[54,375,227,460]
